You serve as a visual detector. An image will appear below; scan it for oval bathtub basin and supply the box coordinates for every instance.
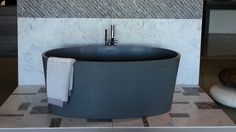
[42,45,180,119]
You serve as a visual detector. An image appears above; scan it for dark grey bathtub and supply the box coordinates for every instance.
[42,45,180,119]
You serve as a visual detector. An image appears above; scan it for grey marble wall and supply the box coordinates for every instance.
[17,0,203,19]
[17,0,204,85]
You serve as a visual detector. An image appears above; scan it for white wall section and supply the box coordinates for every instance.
[209,10,236,34]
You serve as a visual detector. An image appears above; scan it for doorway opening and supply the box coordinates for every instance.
[0,0,17,106]
[200,0,236,123]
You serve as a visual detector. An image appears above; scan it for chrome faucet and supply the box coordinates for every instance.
[105,25,118,46]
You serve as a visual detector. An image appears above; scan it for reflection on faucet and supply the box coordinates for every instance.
[105,25,118,46]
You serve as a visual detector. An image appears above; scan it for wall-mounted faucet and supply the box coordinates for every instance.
[105,25,118,46]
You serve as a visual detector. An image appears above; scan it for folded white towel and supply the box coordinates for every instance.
[46,57,76,107]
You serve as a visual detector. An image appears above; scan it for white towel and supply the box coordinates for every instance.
[46,57,76,107]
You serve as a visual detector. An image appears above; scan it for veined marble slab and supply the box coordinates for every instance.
[18,18,201,85]
[17,0,203,19]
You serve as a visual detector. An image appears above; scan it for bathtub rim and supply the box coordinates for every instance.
[42,44,181,62]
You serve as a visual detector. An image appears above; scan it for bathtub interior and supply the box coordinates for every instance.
[44,45,179,61]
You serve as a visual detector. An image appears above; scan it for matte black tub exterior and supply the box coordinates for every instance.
[42,45,180,119]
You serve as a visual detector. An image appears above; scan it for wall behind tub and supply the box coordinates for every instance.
[17,0,203,86]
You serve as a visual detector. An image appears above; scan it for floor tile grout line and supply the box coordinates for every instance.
[0,114,24,117]
[12,93,36,95]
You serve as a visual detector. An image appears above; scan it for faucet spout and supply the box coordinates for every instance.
[111,25,115,39]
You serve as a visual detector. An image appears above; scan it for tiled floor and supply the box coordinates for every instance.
[0,85,235,128]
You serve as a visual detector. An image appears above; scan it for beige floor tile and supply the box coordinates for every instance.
[20,114,57,127]
[61,117,87,127]
[85,121,112,127]
[113,118,143,127]
[170,118,192,126]
[174,86,184,92]
[170,103,198,113]
[0,116,24,128]
[13,85,42,94]
[148,113,173,126]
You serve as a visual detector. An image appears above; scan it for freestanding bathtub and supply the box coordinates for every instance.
[42,45,180,119]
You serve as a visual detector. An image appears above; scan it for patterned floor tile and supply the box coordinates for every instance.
[40,99,48,103]
[38,87,47,93]
[30,106,49,114]
[174,91,182,93]
[172,101,189,104]
[182,87,201,96]
[142,117,149,127]
[169,113,190,118]
[0,94,47,114]
[183,93,200,96]
[49,118,62,127]
[18,102,30,111]
[0,95,32,115]
[173,92,213,102]
[194,102,220,109]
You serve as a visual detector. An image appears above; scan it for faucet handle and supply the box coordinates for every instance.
[110,38,118,46]
[105,29,108,45]
[113,39,118,43]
